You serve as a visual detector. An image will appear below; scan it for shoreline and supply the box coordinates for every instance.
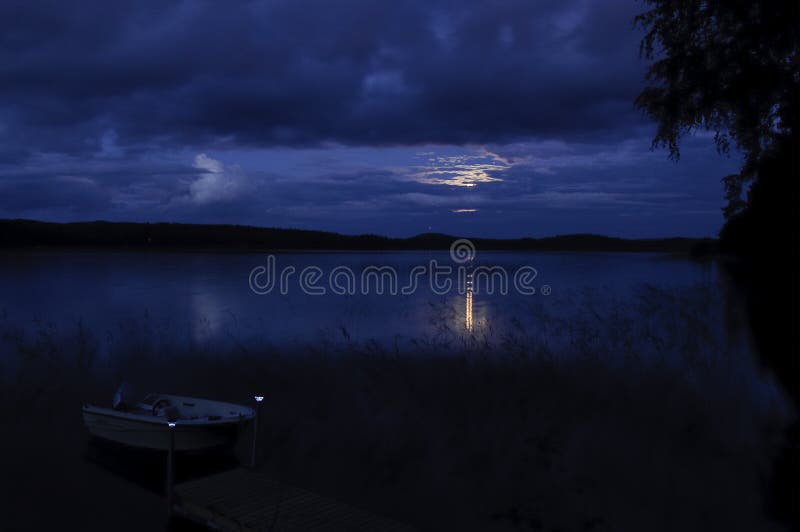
[0,219,717,254]
[1,345,789,532]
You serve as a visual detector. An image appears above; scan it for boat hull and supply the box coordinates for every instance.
[82,410,244,451]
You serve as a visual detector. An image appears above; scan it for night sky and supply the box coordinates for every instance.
[0,0,742,238]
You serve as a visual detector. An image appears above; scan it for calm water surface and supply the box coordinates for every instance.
[0,250,730,347]
[3,250,787,404]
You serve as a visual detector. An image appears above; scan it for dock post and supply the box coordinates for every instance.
[251,395,264,468]
[167,422,176,520]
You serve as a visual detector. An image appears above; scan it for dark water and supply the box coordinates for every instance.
[0,249,785,408]
[0,250,725,347]
[1,250,791,532]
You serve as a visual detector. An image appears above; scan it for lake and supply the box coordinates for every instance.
[0,249,750,360]
[0,249,791,532]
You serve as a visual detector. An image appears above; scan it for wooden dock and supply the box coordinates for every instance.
[173,467,416,531]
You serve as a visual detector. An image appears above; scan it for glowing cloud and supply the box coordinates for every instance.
[411,151,506,187]
[189,153,249,204]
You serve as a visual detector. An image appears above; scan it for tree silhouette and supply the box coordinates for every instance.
[635,0,798,222]
[636,3,800,526]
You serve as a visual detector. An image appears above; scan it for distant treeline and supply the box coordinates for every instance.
[0,219,717,254]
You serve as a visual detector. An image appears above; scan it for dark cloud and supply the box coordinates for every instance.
[0,0,740,238]
[0,0,647,158]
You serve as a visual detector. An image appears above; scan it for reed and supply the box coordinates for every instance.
[0,286,791,531]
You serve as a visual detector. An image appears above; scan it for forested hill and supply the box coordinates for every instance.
[0,219,715,254]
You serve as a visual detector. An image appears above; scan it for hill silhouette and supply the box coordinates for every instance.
[0,219,714,253]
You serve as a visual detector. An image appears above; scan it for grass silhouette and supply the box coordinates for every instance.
[0,286,791,531]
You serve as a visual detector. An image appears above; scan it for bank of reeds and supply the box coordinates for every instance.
[0,286,791,531]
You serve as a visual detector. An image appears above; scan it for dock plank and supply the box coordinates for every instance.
[173,468,415,531]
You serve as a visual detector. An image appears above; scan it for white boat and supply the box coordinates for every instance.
[82,390,256,452]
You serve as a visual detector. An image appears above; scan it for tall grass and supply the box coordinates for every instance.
[0,285,792,531]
